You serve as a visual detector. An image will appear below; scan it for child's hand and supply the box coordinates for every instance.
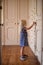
[33,22,37,25]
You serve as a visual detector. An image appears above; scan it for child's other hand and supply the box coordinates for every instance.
[33,22,37,25]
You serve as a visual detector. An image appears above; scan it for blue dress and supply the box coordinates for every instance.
[20,27,28,47]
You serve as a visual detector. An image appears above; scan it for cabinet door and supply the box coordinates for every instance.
[3,0,29,45]
[4,0,18,45]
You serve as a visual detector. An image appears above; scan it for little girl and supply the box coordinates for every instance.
[20,20,36,61]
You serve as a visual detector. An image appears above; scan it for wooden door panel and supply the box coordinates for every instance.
[4,0,17,45]
[19,0,28,20]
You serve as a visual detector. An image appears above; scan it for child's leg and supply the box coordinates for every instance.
[20,46,25,57]
[20,46,28,61]
[20,46,26,60]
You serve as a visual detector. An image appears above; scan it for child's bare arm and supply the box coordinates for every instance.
[26,22,36,30]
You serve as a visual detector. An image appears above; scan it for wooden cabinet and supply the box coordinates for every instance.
[3,0,29,45]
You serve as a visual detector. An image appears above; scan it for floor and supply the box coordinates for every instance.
[2,46,40,65]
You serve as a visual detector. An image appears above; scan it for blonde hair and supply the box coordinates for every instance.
[21,20,27,27]
[19,20,27,35]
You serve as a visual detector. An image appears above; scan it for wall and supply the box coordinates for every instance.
[28,0,42,63]
[1,0,4,45]
[41,0,43,65]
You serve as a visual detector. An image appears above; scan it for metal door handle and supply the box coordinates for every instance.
[15,23,16,24]
[17,23,19,25]
[0,24,3,26]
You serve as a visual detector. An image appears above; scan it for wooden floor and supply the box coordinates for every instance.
[2,46,40,65]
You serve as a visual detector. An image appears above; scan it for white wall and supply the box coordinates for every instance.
[28,0,42,64]
[41,0,43,65]
[35,0,42,63]
[1,0,4,45]
[28,0,37,53]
